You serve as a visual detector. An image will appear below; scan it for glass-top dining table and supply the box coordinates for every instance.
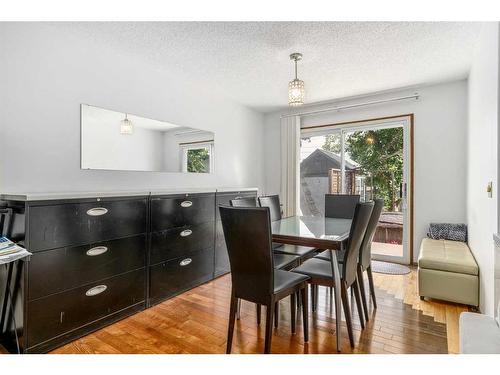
[271,216,352,351]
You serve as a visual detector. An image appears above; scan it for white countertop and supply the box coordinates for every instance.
[0,187,258,201]
[214,187,259,193]
[0,190,151,201]
[150,188,216,196]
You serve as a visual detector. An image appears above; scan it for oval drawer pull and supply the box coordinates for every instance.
[86,207,108,216]
[180,229,193,237]
[180,200,193,208]
[180,258,192,266]
[85,284,107,297]
[86,246,108,256]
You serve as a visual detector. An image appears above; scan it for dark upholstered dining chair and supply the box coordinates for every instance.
[258,195,317,259]
[325,194,360,219]
[292,202,374,348]
[310,194,360,312]
[257,195,317,327]
[355,198,383,317]
[229,197,300,323]
[230,197,300,272]
[315,199,384,321]
[229,196,258,207]
[219,205,309,353]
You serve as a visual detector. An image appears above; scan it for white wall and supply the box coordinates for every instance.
[0,23,264,193]
[263,80,468,263]
[467,23,499,316]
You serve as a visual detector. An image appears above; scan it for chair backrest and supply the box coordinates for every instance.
[258,195,282,222]
[359,199,384,270]
[341,202,374,287]
[219,205,274,304]
[230,197,257,207]
[325,194,360,219]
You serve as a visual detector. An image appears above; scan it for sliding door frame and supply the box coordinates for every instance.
[300,114,414,264]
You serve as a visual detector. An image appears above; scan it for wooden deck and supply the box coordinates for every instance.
[46,268,467,354]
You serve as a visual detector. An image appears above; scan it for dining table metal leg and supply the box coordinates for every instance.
[329,249,342,352]
[236,298,241,320]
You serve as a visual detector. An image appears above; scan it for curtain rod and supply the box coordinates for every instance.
[280,93,419,118]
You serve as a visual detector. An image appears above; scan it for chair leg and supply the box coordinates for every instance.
[236,298,241,320]
[310,284,316,312]
[264,303,275,354]
[331,282,341,351]
[256,304,261,325]
[301,286,309,342]
[290,293,296,334]
[226,292,238,354]
[314,285,319,310]
[274,301,279,328]
[352,280,365,329]
[357,266,369,322]
[366,266,377,309]
[341,283,355,348]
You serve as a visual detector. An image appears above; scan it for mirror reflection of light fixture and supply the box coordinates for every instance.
[120,114,134,135]
[288,53,305,106]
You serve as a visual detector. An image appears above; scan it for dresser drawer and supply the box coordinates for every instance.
[150,222,214,265]
[26,269,145,348]
[149,249,214,305]
[28,235,147,300]
[151,193,215,231]
[214,221,230,277]
[28,198,147,251]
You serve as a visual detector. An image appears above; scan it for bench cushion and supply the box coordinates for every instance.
[418,238,478,276]
[460,312,500,354]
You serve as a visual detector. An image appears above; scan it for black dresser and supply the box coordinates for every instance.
[0,188,257,353]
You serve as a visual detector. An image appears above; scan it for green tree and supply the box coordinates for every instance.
[187,148,210,173]
[322,133,342,154]
[322,128,403,210]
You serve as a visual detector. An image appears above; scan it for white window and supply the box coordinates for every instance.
[180,142,214,173]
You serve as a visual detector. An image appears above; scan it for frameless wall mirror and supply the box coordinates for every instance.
[81,104,215,173]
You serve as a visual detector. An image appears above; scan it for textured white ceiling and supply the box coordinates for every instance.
[58,22,483,112]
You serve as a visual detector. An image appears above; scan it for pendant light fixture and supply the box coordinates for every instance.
[288,52,305,106]
[120,113,134,135]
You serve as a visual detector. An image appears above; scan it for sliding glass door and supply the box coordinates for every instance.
[299,117,411,264]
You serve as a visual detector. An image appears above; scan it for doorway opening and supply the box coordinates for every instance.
[299,115,413,264]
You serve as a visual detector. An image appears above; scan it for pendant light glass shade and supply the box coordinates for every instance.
[288,78,305,106]
[288,53,305,106]
[120,114,133,135]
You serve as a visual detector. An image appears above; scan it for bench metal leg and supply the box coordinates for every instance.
[0,263,21,354]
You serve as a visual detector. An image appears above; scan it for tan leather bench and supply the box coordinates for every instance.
[418,238,479,307]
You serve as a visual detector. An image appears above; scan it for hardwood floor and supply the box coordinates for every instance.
[48,268,468,354]
[371,268,470,354]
